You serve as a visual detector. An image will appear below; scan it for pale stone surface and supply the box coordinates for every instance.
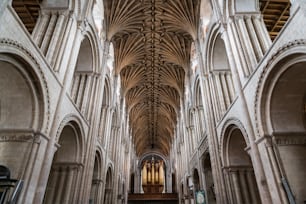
[0,0,305,204]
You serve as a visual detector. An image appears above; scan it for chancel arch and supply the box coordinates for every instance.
[221,123,261,204]
[257,51,306,204]
[44,120,84,204]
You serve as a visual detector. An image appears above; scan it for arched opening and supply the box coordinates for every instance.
[130,173,135,194]
[172,173,176,193]
[187,109,196,152]
[202,154,216,204]
[209,34,235,122]
[222,126,261,204]
[89,152,103,204]
[193,168,200,193]
[103,167,113,203]
[262,58,306,203]
[194,78,206,140]
[0,58,39,129]
[0,55,43,179]
[109,110,119,159]
[44,122,83,204]
[70,37,94,116]
[140,155,165,194]
[98,77,111,146]
[212,35,230,71]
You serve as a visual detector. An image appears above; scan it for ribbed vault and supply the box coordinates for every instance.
[104,0,200,156]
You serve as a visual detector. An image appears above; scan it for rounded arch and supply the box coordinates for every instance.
[255,41,306,136]
[201,153,216,204]
[89,148,105,203]
[0,53,43,130]
[220,118,250,159]
[193,76,203,107]
[0,39,50,132]
[44,119,85,204]
[55,114,86,156]
[92,148,104,180]
[206,29,231,72]
[255,41,306,203]
[103,166,114,203]
[102,75,112,106]
[192,168,201,191]
[75,35,95,73]
[138,152,169,169]
[222,125,251,167]
[55,118,85,164]
[220,121,261,204]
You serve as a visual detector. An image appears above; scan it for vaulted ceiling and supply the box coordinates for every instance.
[11,0,291,157]
[104,0,200,156]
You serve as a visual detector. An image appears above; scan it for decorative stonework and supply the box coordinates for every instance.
[272,132,306,145]
[190,152,198,168]
[254,39,306,138]
[55,113,85,142]
[0,38,51,134]
[0,131,41,143]
[198,136,208,156]
[219,117,249,158]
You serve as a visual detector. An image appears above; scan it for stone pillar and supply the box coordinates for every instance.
[44,167,59,204]
[46,12,66,67]
[230,170,243,204]
[238,170,251,204]
[62,166,75,204]
[246,170,259,204]
[54,166,66,204]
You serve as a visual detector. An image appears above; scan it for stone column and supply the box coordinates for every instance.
[54,166,66,204]
[44,167,59,204]
[238,169,251,204]
[46,12,66,67]
[230,170,243,204]
[246,170,259,204]
[62,165,75,204]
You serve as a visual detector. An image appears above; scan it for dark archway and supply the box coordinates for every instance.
[44,122,83,204]
[202,154,216,204]
[222,126,261,204]
[261,58,306,203]
[103,167,113,203]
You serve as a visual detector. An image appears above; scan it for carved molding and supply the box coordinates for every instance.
[198,136,208,156]
[0,131,41,143]
[0,38,51,134]
[272,132,306,145]
[254,39,306,138]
